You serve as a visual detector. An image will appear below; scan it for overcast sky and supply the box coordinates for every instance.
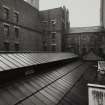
[39,0,101,27]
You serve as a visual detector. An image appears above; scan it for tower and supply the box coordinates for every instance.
[24,0,39,10]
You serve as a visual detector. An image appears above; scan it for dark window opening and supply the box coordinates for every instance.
[43,41,47,51]
[52,39,56,43]
[14,27,19,38]
[52,45,56,51]
[14,43,19,51]
[4,24,9,37]
[4,42,10,51]
[3,7,9,20]
[51,32,56,39]
[14,12,19,23]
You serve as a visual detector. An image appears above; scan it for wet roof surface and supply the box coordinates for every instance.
[0,60,96,105]
[58,64,97,105]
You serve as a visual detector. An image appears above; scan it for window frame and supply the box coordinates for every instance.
[3,23,10,38]
[14,26,19,39]
[14,43,20,51]
[13,11,19,23]
[51,32,56,39]
[4,42,10,51]
[3,5,10,20]
[51,44,56,51]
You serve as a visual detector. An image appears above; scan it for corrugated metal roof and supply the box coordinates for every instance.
[0,53,78,72]
[0,61,92,105]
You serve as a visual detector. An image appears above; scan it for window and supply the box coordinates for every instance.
[14,11,19,23]
[52,39,55,43]
[14,27,19,38]
[52,45,56,51]
[14,43,19,51]
[51,32,56,39]
[4,42,10,51]
[3,24,9,37]
[3,6,9,20]
[43,41,47,51]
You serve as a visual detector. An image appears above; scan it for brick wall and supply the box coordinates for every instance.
[0,0,42,52]
[64,32,105,55]
[39,7,68,52]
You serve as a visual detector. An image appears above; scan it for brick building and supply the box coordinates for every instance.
[64,26,105,56]
[40,7,70,52]
[0,0,43,52]
[0,0,70,52]
[62,0,105,56]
